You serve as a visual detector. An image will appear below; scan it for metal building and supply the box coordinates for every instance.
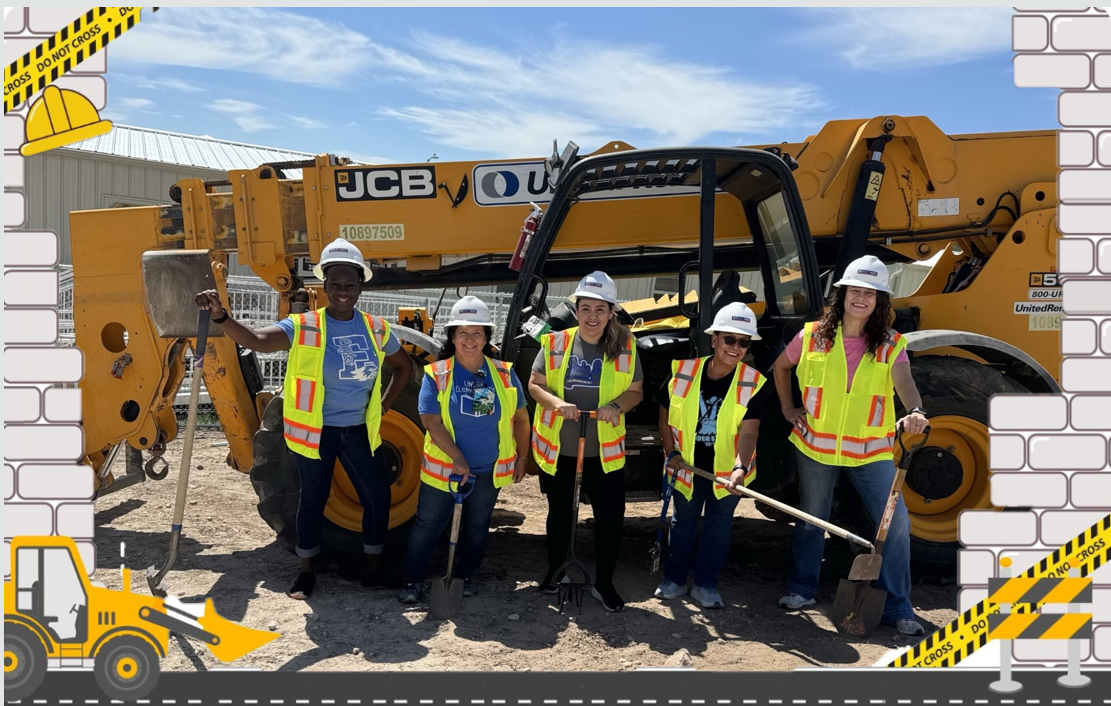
[17,124,315,268]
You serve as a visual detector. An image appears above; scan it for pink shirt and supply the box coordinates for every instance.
[786,330,908,392]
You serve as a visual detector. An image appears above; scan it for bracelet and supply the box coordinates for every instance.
[732,464,748,473]
[211,311,229,324]
[609,401,622,412]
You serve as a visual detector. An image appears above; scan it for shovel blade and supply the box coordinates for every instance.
[430,577,464,620]
[141,250,225,338]
[833,579,887,638]
[847,553,883,582]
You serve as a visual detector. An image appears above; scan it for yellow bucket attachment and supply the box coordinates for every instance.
[197,599,279,662]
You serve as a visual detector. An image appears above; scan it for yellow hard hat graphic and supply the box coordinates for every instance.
[19,85,113,157]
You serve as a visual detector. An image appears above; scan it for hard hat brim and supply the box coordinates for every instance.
[704,325,762,340]
[833,277,891,294]
[571,291,621,308]
[314,261,374,282]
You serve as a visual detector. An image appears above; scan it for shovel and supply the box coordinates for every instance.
[649,463,681,575]
[140,250,224,598]
[554,410,596,614]
[832,423,931,638]
[680,464,876,552]
[430,473,476,620]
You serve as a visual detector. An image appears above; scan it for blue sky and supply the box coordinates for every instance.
[103,7,1056,165]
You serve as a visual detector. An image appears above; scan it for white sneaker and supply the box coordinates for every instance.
[778,593,816,610]
[691,585,725,609]
[895,618,925,636]
[654,580,688,600]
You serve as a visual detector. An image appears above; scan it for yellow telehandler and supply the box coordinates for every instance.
[67,114,1060,580]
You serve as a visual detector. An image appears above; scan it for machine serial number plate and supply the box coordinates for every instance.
[339,224,405,241]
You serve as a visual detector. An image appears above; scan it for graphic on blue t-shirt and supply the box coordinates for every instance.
[334,334,378,381]
[696,396,722,444]
[458,371,496,417]
[565,354,601,390]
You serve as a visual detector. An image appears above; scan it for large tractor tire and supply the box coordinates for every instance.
[249,360,425,564]
[93,635,160,701]
[5,623,47,701]
[897,355,1027,578]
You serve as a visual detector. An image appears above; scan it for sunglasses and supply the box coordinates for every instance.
[718,334,752,348]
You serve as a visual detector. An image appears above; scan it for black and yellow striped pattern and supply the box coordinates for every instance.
[987,577,1093,606]
[4,7,158,114]
[888,513,1110,668]
[987,613,1093,641]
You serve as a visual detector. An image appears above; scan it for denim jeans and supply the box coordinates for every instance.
[291,424,391,559]
[665,473,740,590]
[787,449,915,622]
[402,471,501,583]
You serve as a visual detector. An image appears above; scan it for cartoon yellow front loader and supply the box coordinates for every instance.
[5,536,278,701]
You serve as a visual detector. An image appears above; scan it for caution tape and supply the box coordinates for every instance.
[887,513,1110,668]
[4,7,158,114]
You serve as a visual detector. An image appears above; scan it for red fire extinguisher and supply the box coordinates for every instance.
[509,203,542,272]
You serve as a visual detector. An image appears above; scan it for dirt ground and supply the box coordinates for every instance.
[93,430,957,673]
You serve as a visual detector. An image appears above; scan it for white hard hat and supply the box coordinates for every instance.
[705,302,762,340]
[312,238,374,282]
[833,255,891,294]
[571,270,619,306]
[446,296,494,327]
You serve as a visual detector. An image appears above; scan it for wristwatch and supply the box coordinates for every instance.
[609,401,621,412]
[910,407,928,416]
[211,310,229,324]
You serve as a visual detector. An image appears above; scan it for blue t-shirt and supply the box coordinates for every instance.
[276,313,402,427]
[417,360,527,474]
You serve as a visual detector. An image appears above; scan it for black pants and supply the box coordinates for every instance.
[540,454,625,587]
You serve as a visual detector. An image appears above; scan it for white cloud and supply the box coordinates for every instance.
[290,116,327,129]
[118,97,155,110]
[114,73,206,93]
[210,99,274,132]
[108,7,386,87]
[809,8,1013,69]
[379,34,823,156]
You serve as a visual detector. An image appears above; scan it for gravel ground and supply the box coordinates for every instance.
[92,430,957,673]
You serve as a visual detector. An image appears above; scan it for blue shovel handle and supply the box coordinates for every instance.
[447,473,476,502]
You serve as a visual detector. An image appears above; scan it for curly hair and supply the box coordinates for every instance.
[813,286,892,356]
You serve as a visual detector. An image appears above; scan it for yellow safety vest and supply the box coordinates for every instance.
[420,357,519,492]
[666,357,766,500]
[282,308,389,459]
[531,327,636,474]
[790,322,908,467]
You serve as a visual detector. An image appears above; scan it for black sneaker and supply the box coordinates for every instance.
[538,570,561,595]
[591,582,625,613]
[289,571,316,600]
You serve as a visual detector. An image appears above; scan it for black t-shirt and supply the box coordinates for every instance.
[657,364,768,472]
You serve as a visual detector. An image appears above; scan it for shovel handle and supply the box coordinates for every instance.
[683,463,875,551]
[447,473,475,500]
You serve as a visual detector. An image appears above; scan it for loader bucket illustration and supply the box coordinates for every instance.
[197,599,280,662]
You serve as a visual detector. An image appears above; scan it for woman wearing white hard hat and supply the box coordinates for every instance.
[655,302,770,609]
[196,237,413,600]
[397,296,531,603]
[771,254,929,636]
[529,271,644,612]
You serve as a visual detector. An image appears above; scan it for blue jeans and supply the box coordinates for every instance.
[665,473,740,590]
[292,424,391,559]
[787,449,914,622]
[403,471,501,583]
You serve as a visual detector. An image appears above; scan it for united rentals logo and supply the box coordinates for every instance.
[732,315,751,323]
[858,269,879,277]
[460,309,478,314]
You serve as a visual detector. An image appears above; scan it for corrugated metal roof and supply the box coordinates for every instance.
[62,124,317,172]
